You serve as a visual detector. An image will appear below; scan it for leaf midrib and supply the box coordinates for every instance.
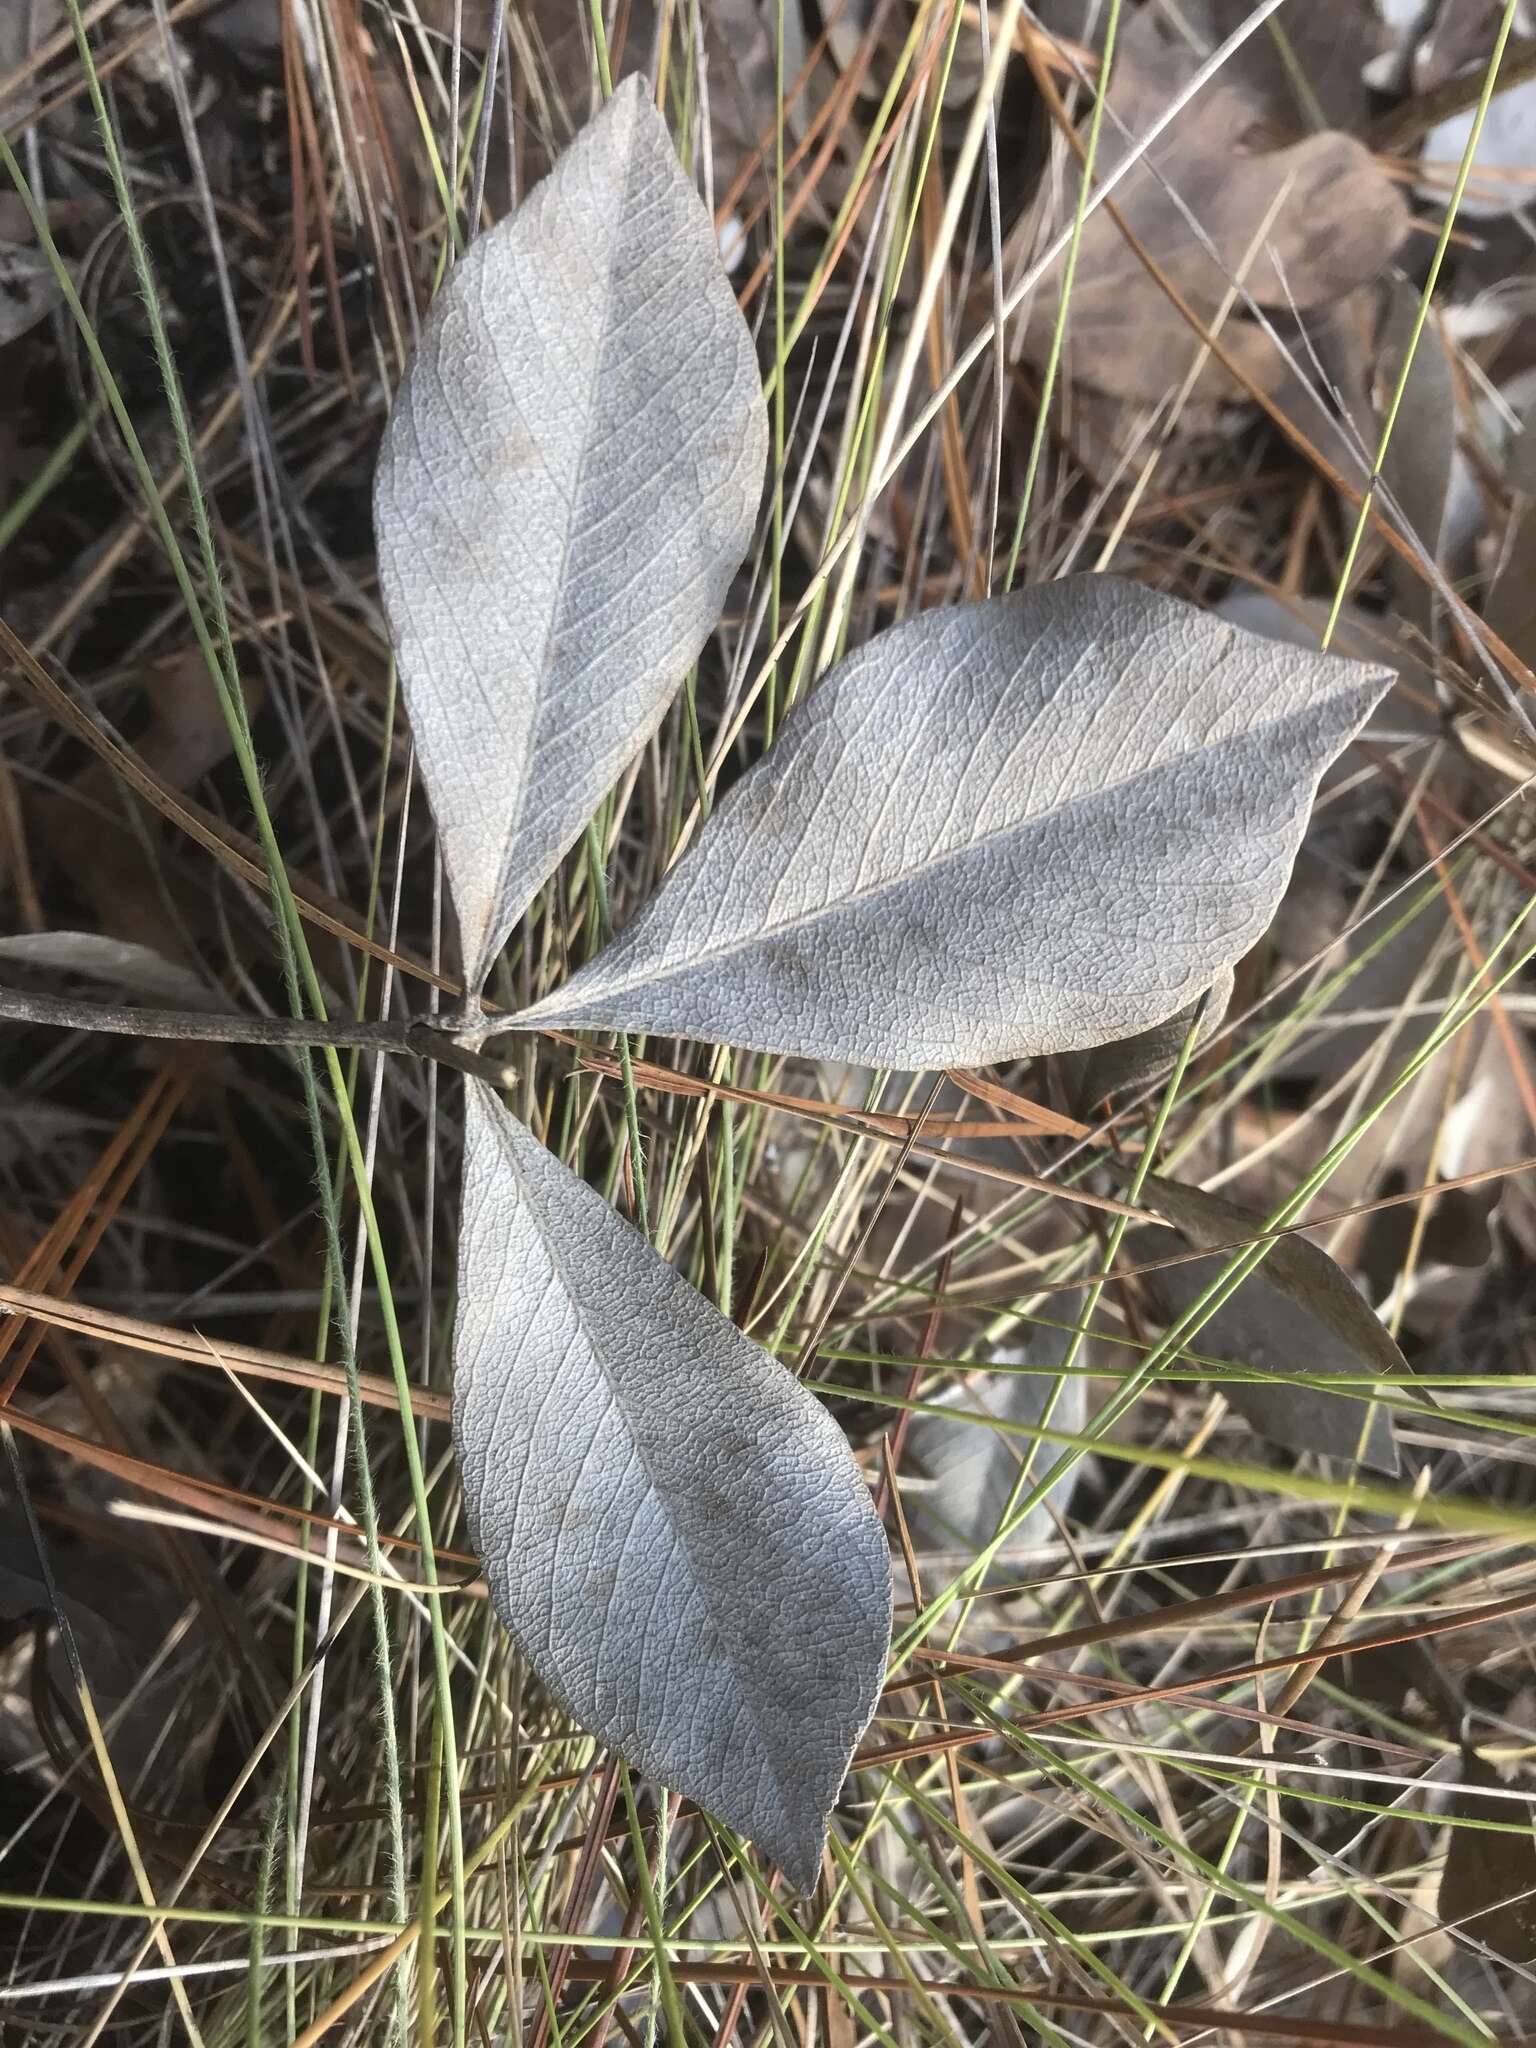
[490,1099,800,1837]
[540,679,1380,1007]
[485,95,646,975]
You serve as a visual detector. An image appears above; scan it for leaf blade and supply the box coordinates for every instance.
[374,76,768,992]
[516,576,1394,1068]
[454,1081,891,1888]
[1138,1173,1401,1475]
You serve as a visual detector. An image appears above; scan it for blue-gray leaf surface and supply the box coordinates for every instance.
[374,75,767,993]
[515,576,1395,1067]
[454,1081,892,1888]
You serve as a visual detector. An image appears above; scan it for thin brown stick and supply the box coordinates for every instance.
[0,982,515,1085]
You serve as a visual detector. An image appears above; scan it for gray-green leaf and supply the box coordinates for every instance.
[455,1081,891,1888]
[516,577,1394,1067]
[374,76,767,993]
[1138,1174,1400,1475]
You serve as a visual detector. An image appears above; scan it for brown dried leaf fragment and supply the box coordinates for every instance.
[1031,18,1409,405]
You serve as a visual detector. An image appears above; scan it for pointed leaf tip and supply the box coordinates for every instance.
[454,1082,891,1887]
[375,77,768,992]
[515,576,1395,1069]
